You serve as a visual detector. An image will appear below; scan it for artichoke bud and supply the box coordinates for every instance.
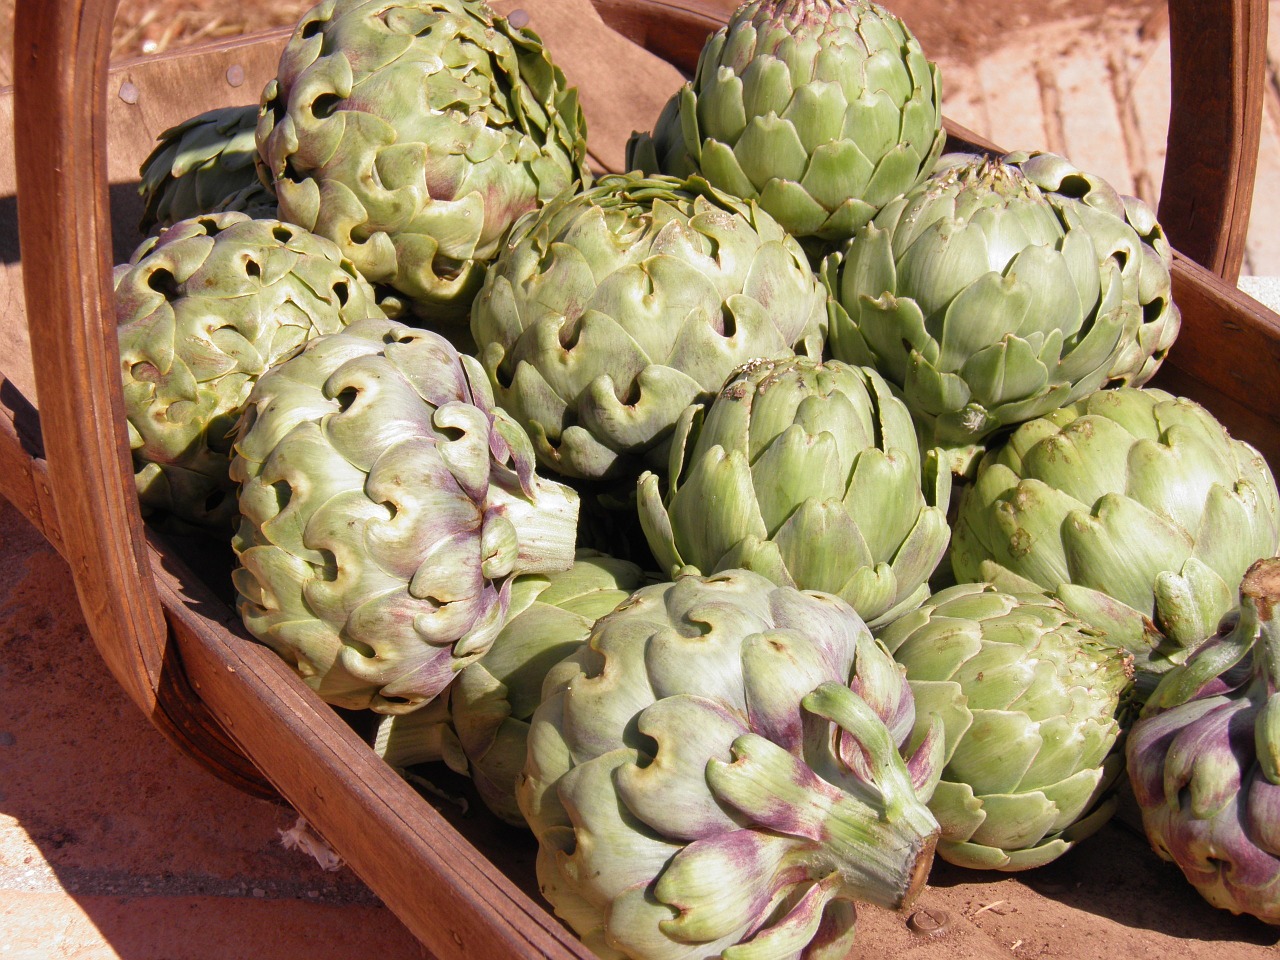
[826,152,1180,459]
[117,212,384,534]
[137,105,277,234]
[231,317,580,714]
[639,356,950,627]
[627,0,944,245]
[878,582,1131,871]
[471,173,828,481]
[257,0,590,320]
[954,388,1280,679]
[1127,557,1280,923]
[518,570,940,958]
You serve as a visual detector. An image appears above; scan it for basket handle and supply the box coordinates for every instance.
[1159,0,1268,282]
[12,0,273,796]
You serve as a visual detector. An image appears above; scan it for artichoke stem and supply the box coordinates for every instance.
[487,475,580,575]
[708,683,939,912]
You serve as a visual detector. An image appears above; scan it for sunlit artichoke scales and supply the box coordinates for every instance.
[628,0,944,243]
[952,388,1280,669]
[117,212,384,533]
[1128,559,1280,924]
[638,356,951,627]
[256,0,590,319]
[138,105,276,234]
[823,151,1179,465]
[230,316,579,713]
[878,583,1130,871]
[471,173,828,481]
[518,570,942,960]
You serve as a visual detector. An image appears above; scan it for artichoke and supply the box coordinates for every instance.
[116,212,383,533]
[230,316,580,713]
[378,552,649,825]
[627,0,944,244]
[822,151,1180,466]
[471,173,828,481]
[952,388,1280,671]
[138,105,276,234]
[1127,557,1280,923]
[878,582,1131,870]
[638,356,951,628]
[257,0,589,320]
[518,570,943,960]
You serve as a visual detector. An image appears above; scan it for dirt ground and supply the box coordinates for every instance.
[0,0,1167,86]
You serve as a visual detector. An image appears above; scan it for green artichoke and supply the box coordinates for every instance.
[952,388,1280,671]
[878,582,1130,870]
[378,551,649,825]
[231,316,580,713]
[138,105,277,234]
[116,212,383,533]
[822,151,1179,467]
[518,570,943,960]
[257,0,589,320]
[638,356,951,627]
[1128,558,1280,923]
[627,0,944,244]
[471,173,828,481]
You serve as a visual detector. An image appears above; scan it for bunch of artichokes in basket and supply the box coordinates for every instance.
[112,0,1280,953]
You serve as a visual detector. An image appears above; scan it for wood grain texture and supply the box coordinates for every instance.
[1159,0,1268,281]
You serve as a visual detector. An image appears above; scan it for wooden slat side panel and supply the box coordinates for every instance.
[1164,254,1280,449]
[1159,0,1268,281]
[151,556,595,960]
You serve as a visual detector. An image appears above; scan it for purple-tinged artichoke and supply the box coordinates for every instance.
[518,570,942,960]
[1127,557,1280,924]
[230,316,579,713]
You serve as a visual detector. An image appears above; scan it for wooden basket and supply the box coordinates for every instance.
[1,0,1279,956]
